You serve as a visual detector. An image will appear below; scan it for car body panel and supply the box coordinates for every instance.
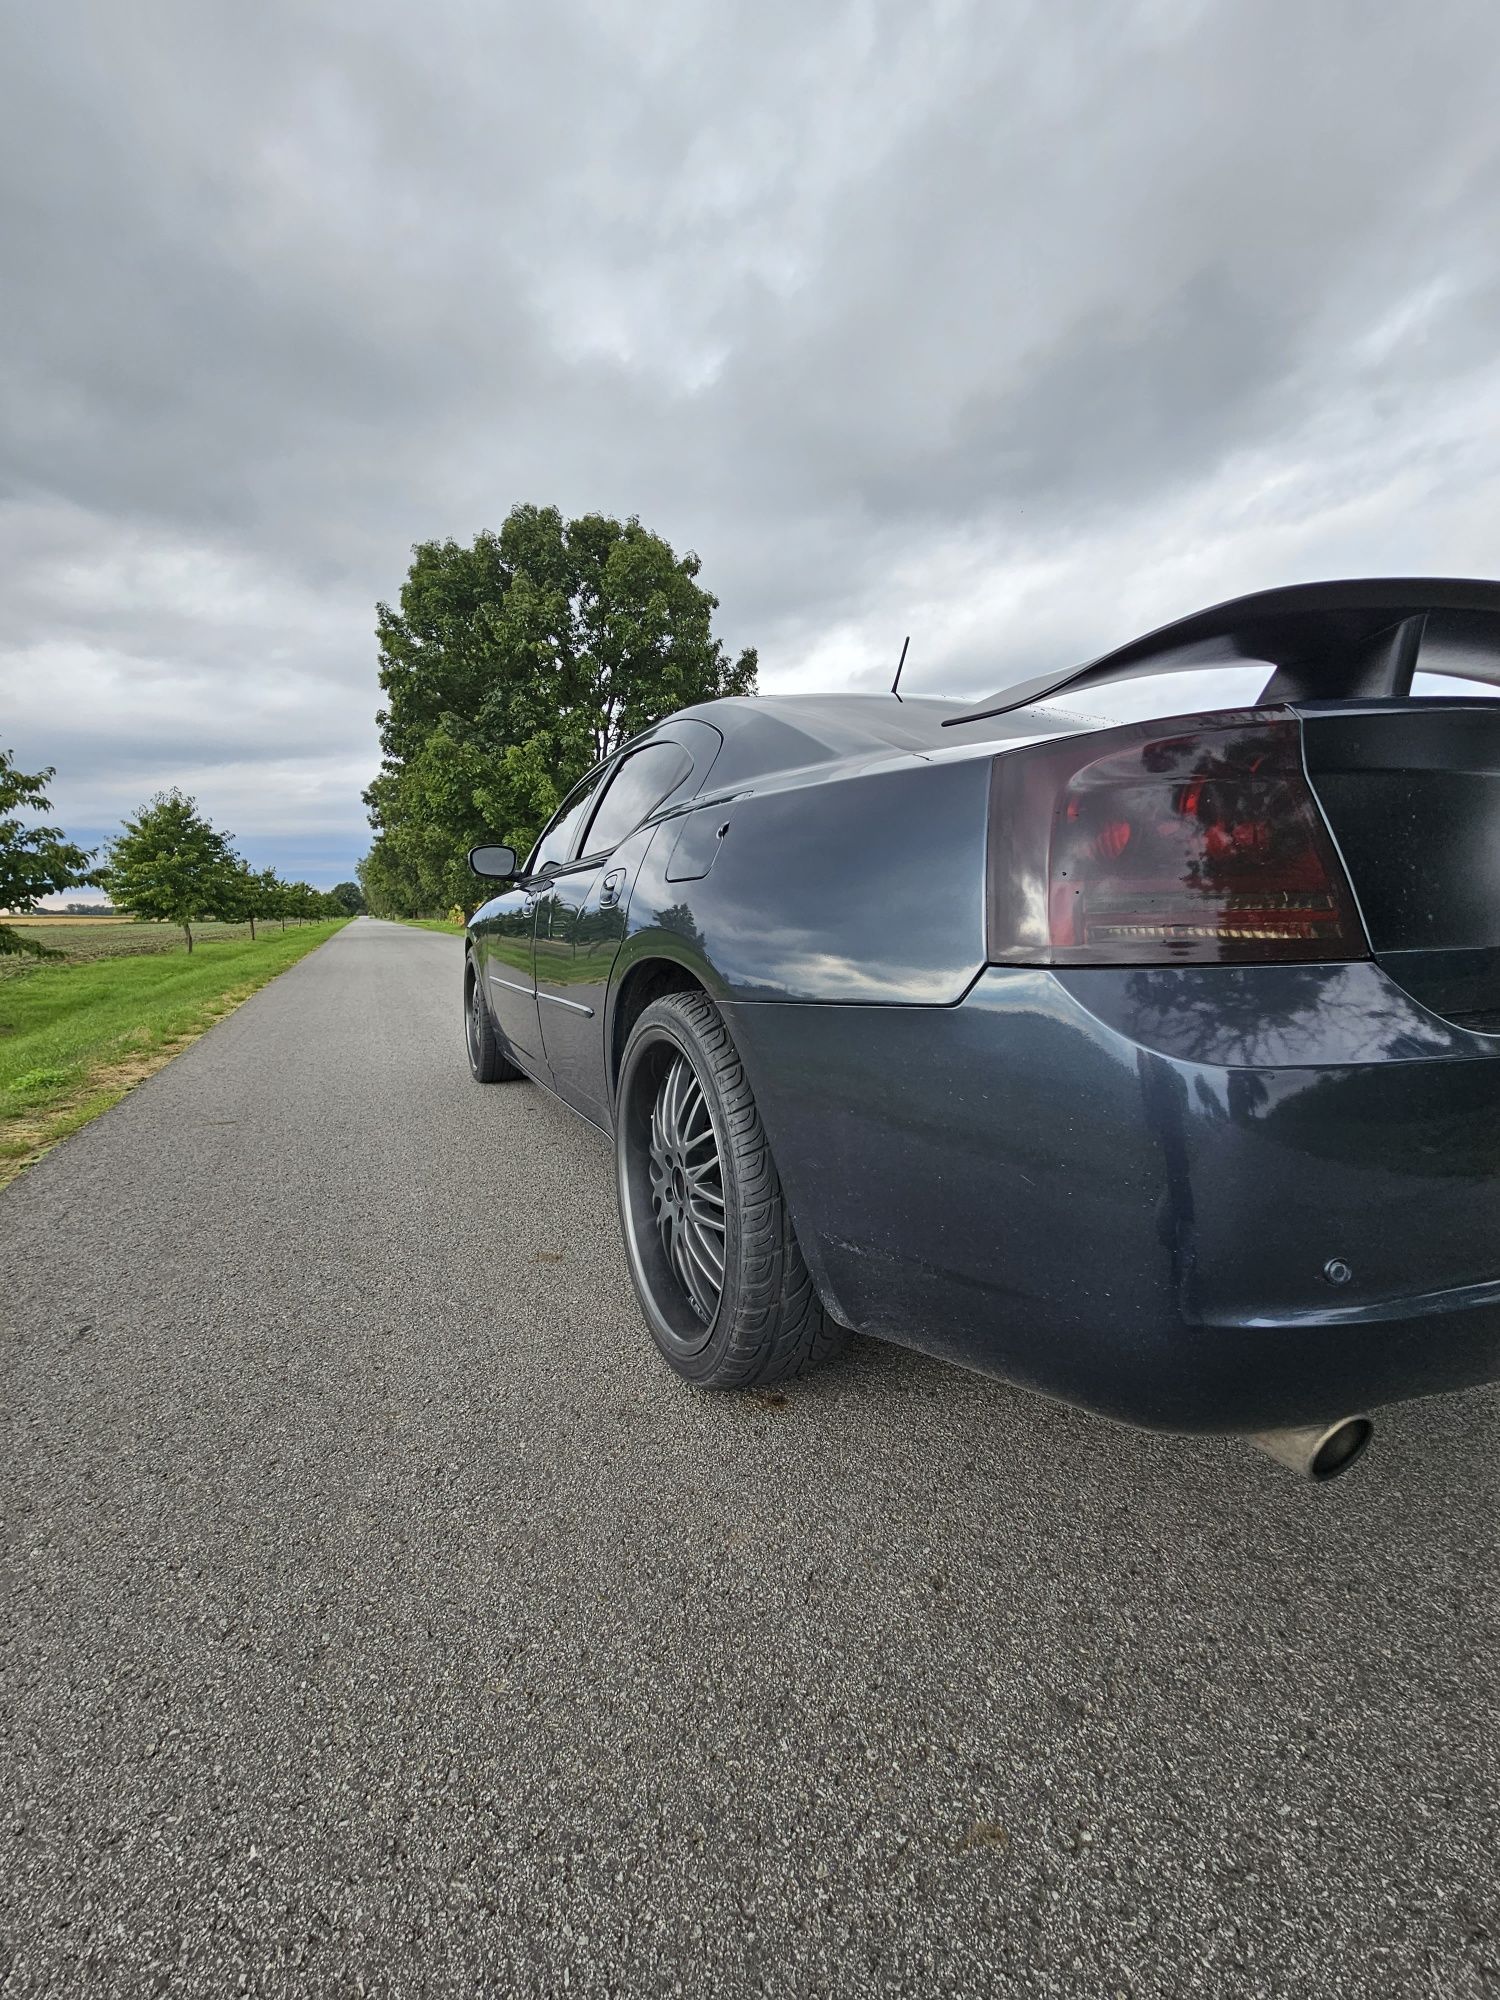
[621,747,995,1006]
[717,963,1500,1431]
[534,820,659,1124]
[472,884,545,1061]
[532,858,616,1119]
[1297,699,1500,1028]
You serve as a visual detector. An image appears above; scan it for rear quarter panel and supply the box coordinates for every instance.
[619,752,994,1006]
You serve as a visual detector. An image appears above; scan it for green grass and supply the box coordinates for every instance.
[398,917,467,935]
[0,920,349,1186]
[0,914,309,976]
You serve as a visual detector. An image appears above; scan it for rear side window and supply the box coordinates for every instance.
[582,742,693,856]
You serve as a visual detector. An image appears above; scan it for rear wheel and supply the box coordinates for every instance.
[615,990,847,1388]
[465,959,522,1083]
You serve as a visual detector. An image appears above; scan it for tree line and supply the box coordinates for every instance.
[1,749,362,959]
[358,503,757,918]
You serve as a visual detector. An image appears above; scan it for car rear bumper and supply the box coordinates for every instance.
[721,961,1500,1432]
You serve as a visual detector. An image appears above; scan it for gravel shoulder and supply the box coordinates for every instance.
[2,917,1496,1997]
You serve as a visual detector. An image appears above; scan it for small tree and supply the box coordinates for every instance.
[98,790,236,953]
[257,868,289,931]
[211,857,265,940]
[0,749,94,957]
[281,880,319,924]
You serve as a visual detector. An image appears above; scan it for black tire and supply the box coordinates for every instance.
[614,989,848,1389]
[465,958,523,1083]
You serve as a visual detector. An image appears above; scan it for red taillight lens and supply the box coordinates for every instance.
[987,709,1368,965]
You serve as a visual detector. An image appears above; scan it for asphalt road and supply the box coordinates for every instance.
[3,917,1497,1998]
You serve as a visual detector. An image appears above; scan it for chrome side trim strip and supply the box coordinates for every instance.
[488,969,594,1016]
[538,990,595,1017]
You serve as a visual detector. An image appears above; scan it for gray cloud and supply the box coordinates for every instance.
[4,0,1500,881]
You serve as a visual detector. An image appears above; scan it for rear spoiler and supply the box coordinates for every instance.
[942,577,1500,726]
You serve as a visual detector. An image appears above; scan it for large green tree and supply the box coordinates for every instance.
[362,505,757,915]
[357,838,426,921]
[0,749,94,957]
[97,790,238,952]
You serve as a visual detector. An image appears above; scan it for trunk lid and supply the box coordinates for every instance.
[1298,699,1500,1031]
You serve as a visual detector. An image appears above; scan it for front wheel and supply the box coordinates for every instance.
[614,990,848,1388]
[465,959,523,1083]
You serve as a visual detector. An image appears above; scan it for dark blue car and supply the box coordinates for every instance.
[464,580,1500,1479]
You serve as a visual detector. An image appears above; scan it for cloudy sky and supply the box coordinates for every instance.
[4,0,1500,887]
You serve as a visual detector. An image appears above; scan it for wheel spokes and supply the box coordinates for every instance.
[678,1074,708,1144]
[682,1211,724,1282]
[648,1051,726,1324]
[665,1206,686,1288]
[666,1056,689,1141]
[684,1154,723,1197]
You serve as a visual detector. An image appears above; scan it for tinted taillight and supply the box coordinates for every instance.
[987,709,1368,965]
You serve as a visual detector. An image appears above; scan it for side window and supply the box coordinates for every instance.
[529,768,606,875]
[581,742,693,857]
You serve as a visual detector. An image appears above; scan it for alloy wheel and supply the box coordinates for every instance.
[465,975,481,1066]
[647,1051,727,1322]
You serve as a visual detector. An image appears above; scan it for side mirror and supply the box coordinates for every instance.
[468,843,518,880]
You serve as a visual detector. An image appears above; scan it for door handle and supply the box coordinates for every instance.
[599,868,627,910]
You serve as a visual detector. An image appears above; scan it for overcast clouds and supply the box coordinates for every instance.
[4,0,1500,884]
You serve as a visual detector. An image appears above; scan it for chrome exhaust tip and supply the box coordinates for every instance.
[1248,1416,1373,1482]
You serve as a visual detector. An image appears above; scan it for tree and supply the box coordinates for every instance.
[257,868,289,931]
[97,790,237,952]
[0,749,94,957]
[282,880,326,923]
[213,857,269,940]
[363,505,757,916]
[357,840,424,920]
[330,881,365,915]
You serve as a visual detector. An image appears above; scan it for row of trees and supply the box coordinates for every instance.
[359,503,757,918]
[102,791,363,948]
[1,750,363,957]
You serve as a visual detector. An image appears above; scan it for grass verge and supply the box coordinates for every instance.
[398,918,466,935]
[0,920,349,1189]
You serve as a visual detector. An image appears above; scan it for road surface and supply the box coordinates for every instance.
[3,918,1497,1997]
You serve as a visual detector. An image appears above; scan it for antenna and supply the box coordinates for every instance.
[891,634,910,702]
